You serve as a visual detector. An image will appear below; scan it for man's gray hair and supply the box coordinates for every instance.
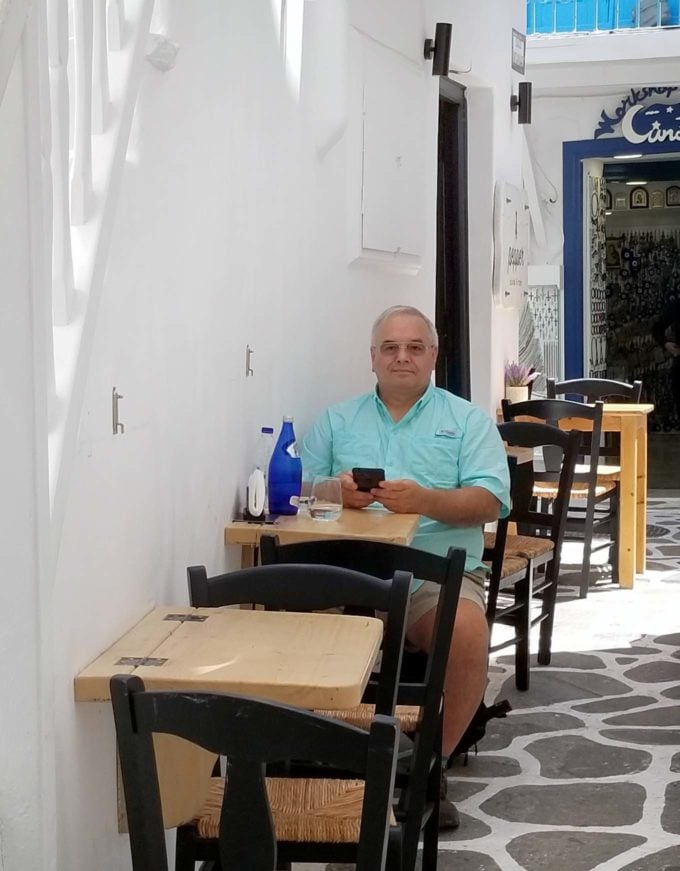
[371,305,439,347]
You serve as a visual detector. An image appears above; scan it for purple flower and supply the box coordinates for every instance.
[504,361,540,386]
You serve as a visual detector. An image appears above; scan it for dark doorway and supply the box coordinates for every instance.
[435,79,469,399]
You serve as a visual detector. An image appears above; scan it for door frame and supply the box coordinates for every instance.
[563,135,680,377]
[435,78,469,398]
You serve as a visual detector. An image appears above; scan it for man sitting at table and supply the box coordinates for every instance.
[302,304,510,830]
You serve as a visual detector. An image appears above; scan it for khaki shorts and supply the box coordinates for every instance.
[407,569,486,628]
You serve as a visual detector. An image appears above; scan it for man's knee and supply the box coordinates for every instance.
[450,599,489,659]
[407,596,488,661]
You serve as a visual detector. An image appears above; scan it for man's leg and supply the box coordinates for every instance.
[406,597,489,758]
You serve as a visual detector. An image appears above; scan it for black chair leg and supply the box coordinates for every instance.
[537,566,559,666]
[515,566,532,691]
[387,826,403,871]
[578,499,597,598]
[609,487,620,585]
[420,795,440,871]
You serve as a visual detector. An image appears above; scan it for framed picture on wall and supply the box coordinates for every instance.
[667,185,680,206]
[605,236,623,270]
[650,189,665,209]
[614,193,627,210]
[630,187,649,209]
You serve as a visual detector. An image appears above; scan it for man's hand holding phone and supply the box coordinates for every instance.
[337,467,385,509]
[352,467,385,492]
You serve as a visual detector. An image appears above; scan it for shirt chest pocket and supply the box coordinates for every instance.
[407,436,461,489]
[332,433,381,475]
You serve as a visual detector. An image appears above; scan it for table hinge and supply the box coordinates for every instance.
[116,656,168,667]
[164,613,208,622]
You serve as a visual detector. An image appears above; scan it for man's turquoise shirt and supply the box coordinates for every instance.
[301,385,511,575]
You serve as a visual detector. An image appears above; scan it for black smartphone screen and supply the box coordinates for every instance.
[352,467,385,492]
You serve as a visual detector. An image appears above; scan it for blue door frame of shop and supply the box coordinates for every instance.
[563,136,680,377]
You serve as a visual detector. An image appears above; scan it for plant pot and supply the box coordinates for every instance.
[505,385,529,403]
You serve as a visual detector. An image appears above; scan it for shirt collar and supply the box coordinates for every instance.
[373,382,434,422]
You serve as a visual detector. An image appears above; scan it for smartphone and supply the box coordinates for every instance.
[352,467,385,493]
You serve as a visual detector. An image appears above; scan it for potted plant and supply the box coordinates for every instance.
[504,362,539,403]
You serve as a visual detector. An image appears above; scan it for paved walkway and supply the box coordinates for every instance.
[442,494,680,870]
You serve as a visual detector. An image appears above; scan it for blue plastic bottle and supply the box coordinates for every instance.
[268,416,302,515]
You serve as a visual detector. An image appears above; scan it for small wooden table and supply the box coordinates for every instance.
[599,403,653,587]
[75,605,383,829]
[225,507,421,566]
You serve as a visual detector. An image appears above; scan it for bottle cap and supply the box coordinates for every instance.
[261,427,274,434]
[283,415,294,422]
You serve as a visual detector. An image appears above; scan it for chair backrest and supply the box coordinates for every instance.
[111,675,399,871]
[546,377,642,461]
[489,421,580,620]
[258,536,465,847]
[497,421,581,537]
[546,377,642,404]
[187,561,411,720]
[501,397,604,492]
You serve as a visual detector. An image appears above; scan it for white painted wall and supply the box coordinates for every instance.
[1,1,525,868]
[0,21,55,871]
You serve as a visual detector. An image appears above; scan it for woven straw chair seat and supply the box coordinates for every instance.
[315,702,421,732]
[483,555,528,580]
[484,531,554,560]
[533,481,614,499]
[194,775,395,843]
[577,462,621,481]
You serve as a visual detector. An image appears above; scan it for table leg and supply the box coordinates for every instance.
[117,735,217,831]
[635,417,648,574]
[618,416,637,588]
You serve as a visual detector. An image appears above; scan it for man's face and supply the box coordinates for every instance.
[370,314,438,396]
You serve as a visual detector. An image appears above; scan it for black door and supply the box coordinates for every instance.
[435,79,469,399]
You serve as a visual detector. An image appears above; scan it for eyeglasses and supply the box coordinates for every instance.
[374,342,433,357]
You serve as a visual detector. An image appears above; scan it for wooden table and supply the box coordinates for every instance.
[75,605,383,829]
[598,403,653,587]
[225,506,421,566]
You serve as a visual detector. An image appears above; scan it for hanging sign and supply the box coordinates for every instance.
[619,101,680,145]
[493,181,529,308]
[593,85,678,139]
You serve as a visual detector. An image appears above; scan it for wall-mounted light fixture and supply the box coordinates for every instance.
[510,81,532,125]
[424,23,452,76]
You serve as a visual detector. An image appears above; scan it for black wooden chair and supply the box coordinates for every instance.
[259,535,466,871]
[546,377,642,405]
[188,561,411,722]
[182,561,411,869]
[547,377,642,584]
[111,675,400,871]
[502,397,617,598]
[485,422,580,684]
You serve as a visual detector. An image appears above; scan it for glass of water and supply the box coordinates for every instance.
[309,476,343,521]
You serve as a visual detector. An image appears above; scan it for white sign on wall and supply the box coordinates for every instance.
[493,181,529,308]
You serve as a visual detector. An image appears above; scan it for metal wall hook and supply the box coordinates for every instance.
[112,387,125,434]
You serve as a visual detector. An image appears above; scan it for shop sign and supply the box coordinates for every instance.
[493,181,528,308]
[593,85,678,140]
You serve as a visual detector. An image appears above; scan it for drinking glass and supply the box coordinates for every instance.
[309,476,343,521]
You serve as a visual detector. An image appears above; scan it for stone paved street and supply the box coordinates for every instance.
[442,495,680,870]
